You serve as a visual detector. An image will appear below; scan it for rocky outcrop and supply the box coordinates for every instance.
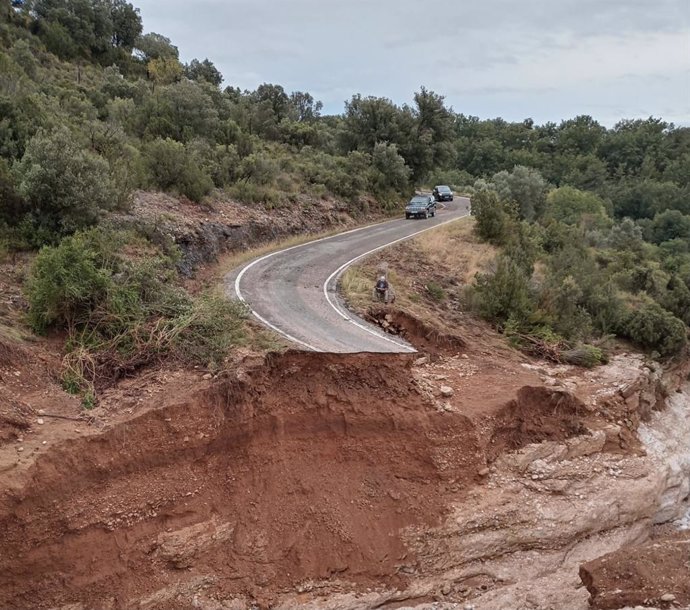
[288,355,690,610]
[156,518,235,569]
[109,191,374,277]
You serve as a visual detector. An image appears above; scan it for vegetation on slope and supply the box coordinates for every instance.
[0,0,688,400]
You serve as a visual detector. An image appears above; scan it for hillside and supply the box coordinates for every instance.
[0,2,689,609]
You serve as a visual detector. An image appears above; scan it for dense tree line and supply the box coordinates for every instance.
[0,0,688,362]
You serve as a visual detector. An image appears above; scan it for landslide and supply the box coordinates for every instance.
[0,349,597,610]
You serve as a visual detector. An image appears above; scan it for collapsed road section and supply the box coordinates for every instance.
[228,198,471,352]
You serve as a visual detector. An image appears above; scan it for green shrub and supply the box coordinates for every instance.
[15,128,117,241]
[470,256,535,325]
[26,227,250,403]
[561,344,608,367]
[172,294,249,370]
[26,232,114,333]
[621,301,687,356]
[143,138,213,202]
[471,188,509,243]
[425,282,446,302]
[227,182,280,206]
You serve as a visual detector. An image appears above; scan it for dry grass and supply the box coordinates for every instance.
[412,219,496,284]
[341,217,498,325]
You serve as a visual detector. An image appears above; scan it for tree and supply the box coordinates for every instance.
[622,300,687,356]
[546,186,609,226]
[471,186,508,243]
[15,128,117,239]
[341,94,405,153]
[254,83,289,120]
[142,138,213,202]
[33,0,114,58]
[135,32,178,61]
[184,58,223,87]
[369,142,411,194]
[289,91,322,122]
[556,115,605,156]
[135,79,220,142]
[147,57,183,87]
[472,255,534,325]
[600,117,668,177]
[647,210,690,244]
[107,0,141,49]
[607,218,645,253]
[491,165,547,221]
[410,86,455,178]
[607,179,688,220]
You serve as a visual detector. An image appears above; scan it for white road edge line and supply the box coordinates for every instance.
[234,205,469,352]
[234,222,392,351]
[322,212,470,352]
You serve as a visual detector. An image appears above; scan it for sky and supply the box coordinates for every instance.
[134,0,690,126]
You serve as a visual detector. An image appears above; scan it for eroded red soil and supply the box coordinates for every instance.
[580,532,690,609]
[0,346,605,609]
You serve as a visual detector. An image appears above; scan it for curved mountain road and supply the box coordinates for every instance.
[226,197,471,353]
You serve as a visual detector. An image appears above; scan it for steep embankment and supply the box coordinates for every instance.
[0,338,608,608]
[2,329,688,610]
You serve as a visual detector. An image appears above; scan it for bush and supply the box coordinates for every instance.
[621,301,687,356]
[15,128,117,241]
[471,256,535,325]
[143,138,213,202]
[471,188,509,243]
[491,165,547,221]
[26,232,114,333]
[561,344,608,367]
[26,227,250,402]
[546,186,609,227]
[172,294,249,370]
[425,281,446,302]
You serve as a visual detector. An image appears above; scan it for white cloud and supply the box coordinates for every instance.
[134,0,690,125]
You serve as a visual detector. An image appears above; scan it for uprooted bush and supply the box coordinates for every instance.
[26,227,249,405]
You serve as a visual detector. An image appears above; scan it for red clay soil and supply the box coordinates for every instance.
[366,307,466,358]
[579,532,690,609]
[0,349,600,610]
[0,336,81,446]
[486,386,589,460]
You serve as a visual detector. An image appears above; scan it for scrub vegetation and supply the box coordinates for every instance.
[0,0,687,402]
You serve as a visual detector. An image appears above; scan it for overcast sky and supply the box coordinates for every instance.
[135,0,689,126]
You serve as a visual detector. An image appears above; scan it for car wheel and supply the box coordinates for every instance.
[424,211,429,219]
[405,213,410,219]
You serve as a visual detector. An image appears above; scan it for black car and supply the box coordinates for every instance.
[433,185,454,202]
[405,195,436,219]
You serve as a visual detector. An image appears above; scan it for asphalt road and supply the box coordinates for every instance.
[227,197,471,353]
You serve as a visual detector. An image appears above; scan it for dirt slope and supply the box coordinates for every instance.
[0,344,613,609]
